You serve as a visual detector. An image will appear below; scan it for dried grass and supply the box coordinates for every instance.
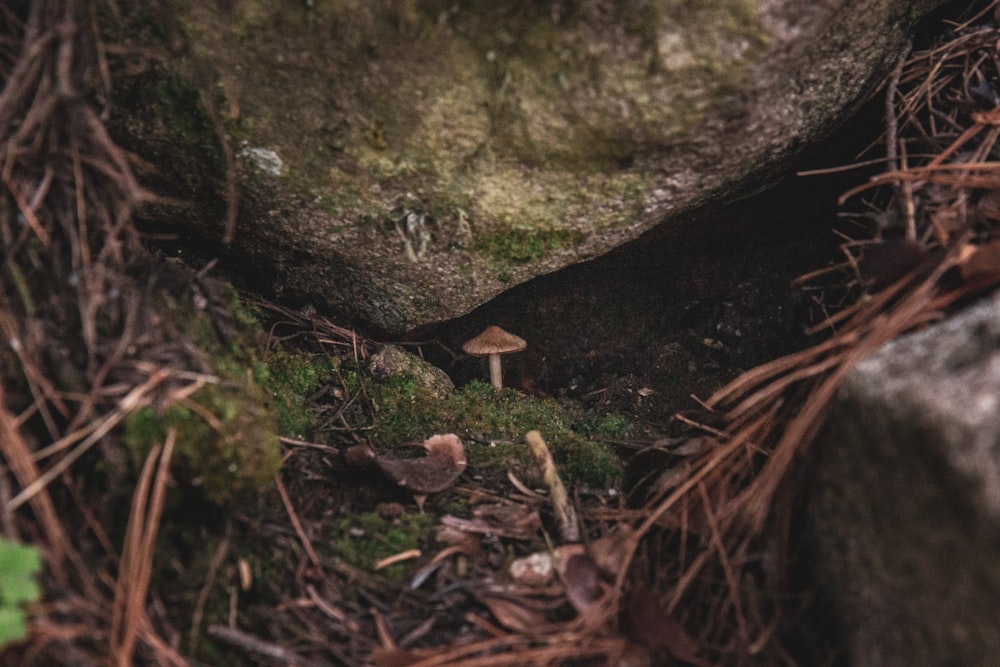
[0,2,194,663]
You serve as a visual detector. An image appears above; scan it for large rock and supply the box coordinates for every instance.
[805,291,1000,666]
[130,0,941,332]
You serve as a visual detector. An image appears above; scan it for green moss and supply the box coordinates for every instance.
[368,377,622,488]
[104,274,285,507]
[447,382,570,440]
[262,349,338,439]
[550,431,622,489]
[474,227,587,264]
[368,374,439,442]
[113,68,223,184]
[329,512,434,580]
[589,414,634,440]
[123,383,281,506]
[229,292,263,328]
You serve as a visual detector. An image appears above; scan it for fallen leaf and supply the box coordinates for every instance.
[563,553,608,616]
[434,524,481,550]
[345,444,377,466]
[472,502,543,540]
[376,434,467,494]
[479,593,549,633]
[586,527,633,577]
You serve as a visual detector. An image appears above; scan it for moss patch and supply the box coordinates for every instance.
[124,382,281,506]
[588,413,635,440]
[328,511,434,581]
[260,349,338,439]
[369,377,623,488]
[474,227,588,264]
[94,267,284,509]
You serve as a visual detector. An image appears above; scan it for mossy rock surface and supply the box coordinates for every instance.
[119,0,940,331]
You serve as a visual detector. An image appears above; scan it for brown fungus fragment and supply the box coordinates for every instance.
[375,433,467,495]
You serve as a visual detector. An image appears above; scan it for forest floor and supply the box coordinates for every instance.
[2,2,999,666]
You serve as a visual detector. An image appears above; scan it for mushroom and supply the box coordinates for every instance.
[462,325,526,389]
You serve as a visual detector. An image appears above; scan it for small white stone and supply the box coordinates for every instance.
[238,144,283,176]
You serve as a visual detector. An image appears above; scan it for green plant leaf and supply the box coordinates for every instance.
[0,606,27,646]
[0,538,42,605]
[0,537,41,647]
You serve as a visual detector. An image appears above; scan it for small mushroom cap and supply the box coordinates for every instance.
[462,325,526,356]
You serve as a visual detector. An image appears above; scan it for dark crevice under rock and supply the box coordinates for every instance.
[407,145,867,420]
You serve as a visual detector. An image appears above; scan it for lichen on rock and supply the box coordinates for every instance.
[118,0,943,332]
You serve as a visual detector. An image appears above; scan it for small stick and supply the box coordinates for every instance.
[276,474,323,570]
[524,431,579,543]
[375,549,422,571]
[885,38,910,174]
[207,625,299,662]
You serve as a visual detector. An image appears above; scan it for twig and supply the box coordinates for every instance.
[6,368,169,512]
[0,389,67,582]
[207,625,305,663]
[275,473,323,570]
[524,431,579,543]
[375,549,422,571]
[305,584,361,633]
[885,37,911,175]
[111,429,175,666]
[697,481,747,645]
[188,534,230,656]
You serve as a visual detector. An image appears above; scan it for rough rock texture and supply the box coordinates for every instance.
[805,290,1000,667]
[368,344,455,399]
[134,0,941,332]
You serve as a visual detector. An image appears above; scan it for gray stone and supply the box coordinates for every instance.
[368,345,455,399]
[806,290,1000,667]
[141,0,942,331]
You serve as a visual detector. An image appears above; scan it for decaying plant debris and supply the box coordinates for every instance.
[3,1,1000,665]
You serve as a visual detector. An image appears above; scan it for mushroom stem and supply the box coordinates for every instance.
[463,326,524,389]
[488,353,503,389]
